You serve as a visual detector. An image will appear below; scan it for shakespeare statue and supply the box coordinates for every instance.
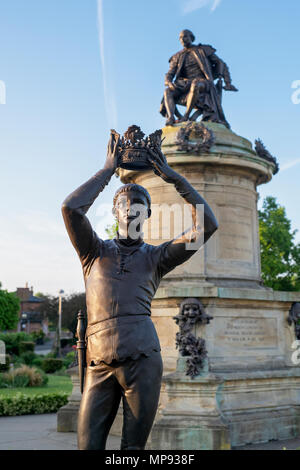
[62,127,218,450]
[160,29,238,127]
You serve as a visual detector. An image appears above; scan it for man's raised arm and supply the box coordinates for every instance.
[147,148,218,273]
[61,132,120,270]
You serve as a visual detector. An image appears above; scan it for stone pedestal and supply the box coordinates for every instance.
[151,357,230,450]
[119,122,273,290]
[118,122,300,448]
[57,366,80,433]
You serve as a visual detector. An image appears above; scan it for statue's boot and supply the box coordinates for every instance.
[177,114,190,123]
[166,117,175,126]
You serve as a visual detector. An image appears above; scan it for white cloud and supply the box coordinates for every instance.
[281,158,300,172]
[182,0,222,14]
[97,0,118,129]
[211,0,222,11]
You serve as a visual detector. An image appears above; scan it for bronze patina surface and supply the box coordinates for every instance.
[160,29,238,127]
[62,130,218,450]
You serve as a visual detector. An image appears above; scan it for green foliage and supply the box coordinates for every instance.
[37,292,86,337]
[20,351,37,366]
[41,358,63,374]
[63,351,76,369]
[105,220,118,239]
[0,392,68,416]
[30,330,45,344]
[0,365,48,388]
[0,332,32,356]
[0,354,11,372]
[0,374,71,398]
[259,196,300,291]
[0,289,20,331]
[19,341,35,354]
[31,356,44,368]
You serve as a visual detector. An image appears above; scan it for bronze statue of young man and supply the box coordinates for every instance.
[62,131,218,450]
[160,29,238,127]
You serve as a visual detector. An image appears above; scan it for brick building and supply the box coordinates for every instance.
[15,284,48,335]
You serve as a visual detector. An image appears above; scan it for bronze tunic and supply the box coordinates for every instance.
[62,168,205,365]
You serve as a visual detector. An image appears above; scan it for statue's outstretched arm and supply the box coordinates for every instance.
[147,148,218,274]
[61,132,120,271]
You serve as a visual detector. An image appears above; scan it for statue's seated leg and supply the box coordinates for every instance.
[164,88,176,126]
[179,79,206,123]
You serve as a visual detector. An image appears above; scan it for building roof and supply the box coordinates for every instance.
[27,294,44,303]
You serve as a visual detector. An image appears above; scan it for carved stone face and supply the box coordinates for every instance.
[182,303,200,319]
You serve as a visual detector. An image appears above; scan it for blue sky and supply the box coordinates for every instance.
[0,0,300,295]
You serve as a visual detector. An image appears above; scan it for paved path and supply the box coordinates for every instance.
[0,414,120,450]
[34,339,54,357]
[0,414,299,450]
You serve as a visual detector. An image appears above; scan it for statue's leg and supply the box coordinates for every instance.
[77,363,122,450]
[164,88,176,126]
[118,351,163,450]
[181,80,205,121]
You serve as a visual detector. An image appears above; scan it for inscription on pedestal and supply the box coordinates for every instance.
[214,317,278,354]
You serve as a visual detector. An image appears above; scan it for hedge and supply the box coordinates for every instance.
[0,333,32,356]
[0,392,68,416]
[41,358,63,374]
[19,341,35,354]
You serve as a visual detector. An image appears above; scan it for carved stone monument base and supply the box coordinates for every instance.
[150,357,230,450]
[117,122,300,448]
[57,366,80,432]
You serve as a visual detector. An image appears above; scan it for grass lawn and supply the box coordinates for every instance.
[0,374,73,398]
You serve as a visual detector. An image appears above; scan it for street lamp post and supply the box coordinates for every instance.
[58,289,64,357]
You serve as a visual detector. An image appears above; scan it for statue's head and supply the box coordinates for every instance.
[112,184,151,238]
[179,30,195,48]
[179,298,204,319]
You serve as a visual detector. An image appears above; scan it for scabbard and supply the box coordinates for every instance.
[76,310,87,394]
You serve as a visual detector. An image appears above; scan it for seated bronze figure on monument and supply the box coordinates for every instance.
[160,29,238,128]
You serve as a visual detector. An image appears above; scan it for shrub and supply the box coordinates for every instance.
[45,352,57,359]
[12,374,30,388]
[63,351,76,369]
[41,358,63,374]
[20,351,37,366]
[30,330,45,345]
[0,374,8,388]
[0,333,32,356]
[19,341,35,354]
[1,365,48,388]
[31,356,43,368]
[0,393,68,416]
[0,354,11,372]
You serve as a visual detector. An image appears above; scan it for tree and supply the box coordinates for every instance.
[105,221,118,239]
[60,292,87,336]
[259,196,300,291]
[37,292,86,337]
[36,293,58,328]
[0,283,20,331]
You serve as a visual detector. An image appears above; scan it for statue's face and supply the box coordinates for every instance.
[115,190,149,238]
[179,31,193,48]
[183,303,199,318]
